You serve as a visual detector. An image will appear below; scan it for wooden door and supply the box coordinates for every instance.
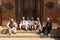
[16,0,44,25]
[20,0,38,20]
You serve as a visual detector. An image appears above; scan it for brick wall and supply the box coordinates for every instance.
[2,0,16,27]
[44,0,58,22]
[1,0,60,27]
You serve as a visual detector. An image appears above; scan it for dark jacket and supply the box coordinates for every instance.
[46,21,52,30]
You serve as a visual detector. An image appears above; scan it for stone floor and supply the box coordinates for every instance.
[0,38,60,40]
[0,26,60,40]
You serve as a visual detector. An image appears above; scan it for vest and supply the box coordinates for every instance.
[9,23,15,28]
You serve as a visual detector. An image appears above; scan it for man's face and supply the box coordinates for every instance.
[27,17,29,20]
[31,17,33,20]
[47,18,50,21]
[22,17,25,20]
[10,19,14,23]
[37,18,40,21]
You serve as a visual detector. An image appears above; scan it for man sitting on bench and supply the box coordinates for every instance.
[19,17,28,31]
[7,19,17,35]
[35,17,42,31]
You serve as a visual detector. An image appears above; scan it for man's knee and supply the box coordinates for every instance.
[19,24,22,29]
[12,28,16,33]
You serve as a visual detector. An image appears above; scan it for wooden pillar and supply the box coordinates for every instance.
[15,0,20,29]
[39,0,44,26]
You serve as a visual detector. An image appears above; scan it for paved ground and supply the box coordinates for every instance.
[0,38,60,40]
[0,26,59,40]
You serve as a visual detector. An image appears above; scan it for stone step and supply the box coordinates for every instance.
[0,38,56,40]
[0,33,40,38]
[1,27,40,34]
[0,31,60,38]
[0,27,60,38]
[16,30,39,33]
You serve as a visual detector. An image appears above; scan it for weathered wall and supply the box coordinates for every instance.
[2,0,16,27]
[1,0,60,27]
[44,0,58,22]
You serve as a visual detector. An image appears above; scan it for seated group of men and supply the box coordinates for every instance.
[19,17,42,31]
[7,17,52,35]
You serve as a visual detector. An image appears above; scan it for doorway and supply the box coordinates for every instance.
[15,0,44,25]
[20,0,38,20]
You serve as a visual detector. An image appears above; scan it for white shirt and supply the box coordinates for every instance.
[20,20,26,24]
[26,20,31,24]
[35,21,41,27]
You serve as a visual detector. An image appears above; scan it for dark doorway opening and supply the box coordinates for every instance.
[15,0,44,29]
[20,0,38,20]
